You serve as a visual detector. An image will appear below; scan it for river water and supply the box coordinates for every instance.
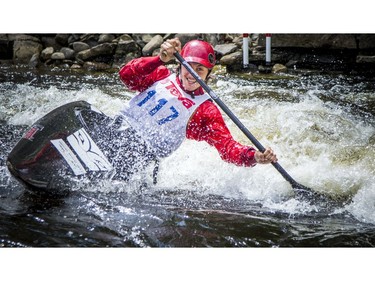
[0,64,374,249]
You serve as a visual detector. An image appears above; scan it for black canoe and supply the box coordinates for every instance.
[7,100,157,196]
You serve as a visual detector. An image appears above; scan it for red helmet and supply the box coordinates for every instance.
[180,40,216,69]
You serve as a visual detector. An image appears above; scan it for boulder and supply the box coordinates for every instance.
[142,35,163,56]
[41,47,54,61]
[13,39,43,63]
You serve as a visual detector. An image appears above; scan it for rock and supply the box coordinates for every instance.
[1,33,375,74]
[41,47,54,61]
[72,42,90,53]
[114,38,140,63]
[98,34,115,44]
[55,34,69,46]
[258,34,358,49]
[76,43,116,61]
[357,34,375,49]
[68,34,81,44]
[220,51,242,65]
[202,34,220,46]
[59,63,71,69]
[272,63,287,73]
[117,37,139,53]
[356,55,375,63]
[175,33,200,46]
[142,35,163,56]
[285,60,298,68]
[232,35,245,48]
[118,34,133,41]
[41,36,61,50]
[80,34,99,47]
[51,52,65,60]
[70,63,82,69]
[249,52,266,62]
[214,43,238,56]
[141,34,153,43]
[258,65,272,74]
[13,40,43,63]
[60,47,75,60]
[7,34,40,42]
[29,53,40,68]
[130,34,148,48]
[83,61,111,71]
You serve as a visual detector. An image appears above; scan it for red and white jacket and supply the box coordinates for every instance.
[119,56,257,167]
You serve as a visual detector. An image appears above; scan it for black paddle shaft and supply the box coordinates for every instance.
[175,52,310,192]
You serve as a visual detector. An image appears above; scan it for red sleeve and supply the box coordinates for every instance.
[186,100,257,167]
[119,56,171,92]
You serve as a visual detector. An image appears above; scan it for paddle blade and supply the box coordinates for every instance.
[292,182,330,204]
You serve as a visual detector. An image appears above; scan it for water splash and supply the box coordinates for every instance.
[1,70,374,225]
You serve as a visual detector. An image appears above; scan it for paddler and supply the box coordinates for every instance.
[118,37,278,172]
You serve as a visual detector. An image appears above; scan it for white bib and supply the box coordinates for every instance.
[120,74,209,157]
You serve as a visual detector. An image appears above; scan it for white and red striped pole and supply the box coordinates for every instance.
[265,33,272,65]
[242,33,249,68]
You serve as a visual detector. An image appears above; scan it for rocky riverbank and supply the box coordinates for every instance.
[1,33,375,75]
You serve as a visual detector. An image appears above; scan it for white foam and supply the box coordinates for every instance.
[2,75,374,221]
[5,84,128,126]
